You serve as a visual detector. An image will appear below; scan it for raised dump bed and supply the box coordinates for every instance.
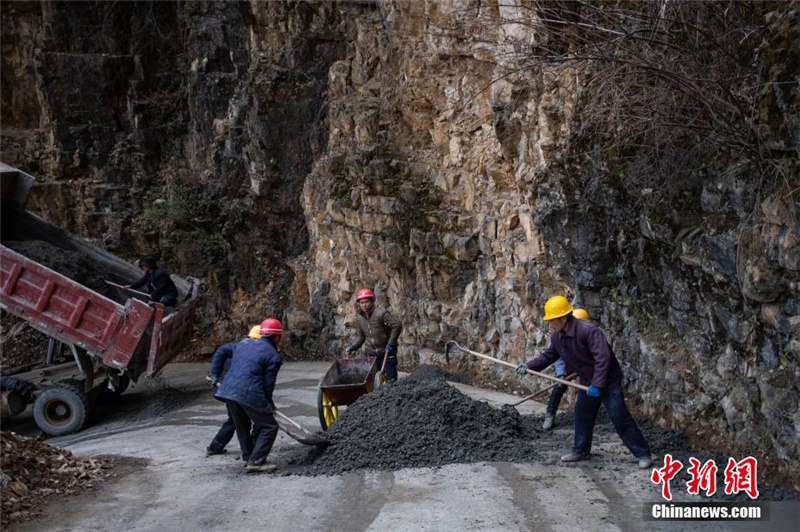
[0,163,200,435]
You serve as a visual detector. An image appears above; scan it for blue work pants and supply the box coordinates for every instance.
[573,384,650,458]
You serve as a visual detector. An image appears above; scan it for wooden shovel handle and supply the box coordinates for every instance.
[508,373,577,406]
[447,341,588,392]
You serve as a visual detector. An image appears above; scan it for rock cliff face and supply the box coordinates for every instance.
[2,1,797,488]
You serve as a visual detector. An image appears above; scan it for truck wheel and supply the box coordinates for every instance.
[33,382,90,436]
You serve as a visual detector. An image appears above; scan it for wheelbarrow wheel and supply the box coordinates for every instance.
[373,371,387,390]
[317,388,338,431]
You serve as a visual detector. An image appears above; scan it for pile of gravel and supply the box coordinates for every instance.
[290,366,539,475]
[3,240,119,300]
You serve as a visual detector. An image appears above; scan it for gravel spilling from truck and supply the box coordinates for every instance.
[1,240,126,370]
[2,240,120,300]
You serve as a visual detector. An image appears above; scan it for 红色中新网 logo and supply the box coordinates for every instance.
[650,455,759,501]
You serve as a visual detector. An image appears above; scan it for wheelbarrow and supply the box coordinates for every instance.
[317,356,387,430]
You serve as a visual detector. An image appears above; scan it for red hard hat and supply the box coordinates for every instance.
[356,288,374,301]
[260,318,283,336]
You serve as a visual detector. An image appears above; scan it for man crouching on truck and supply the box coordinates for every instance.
[214,318,284,473]
[125,257,179,307]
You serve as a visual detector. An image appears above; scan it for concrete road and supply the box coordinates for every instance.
[8,363,797,532]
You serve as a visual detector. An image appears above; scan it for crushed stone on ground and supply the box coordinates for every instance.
[287,366,540,475]
[283,365,797,501]
[0,432,114,525]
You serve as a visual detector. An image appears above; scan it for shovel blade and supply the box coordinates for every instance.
[275,411,329,446]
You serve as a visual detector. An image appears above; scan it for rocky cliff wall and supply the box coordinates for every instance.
[1,1,797,488]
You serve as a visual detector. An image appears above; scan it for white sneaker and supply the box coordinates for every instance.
[542,414,554,430]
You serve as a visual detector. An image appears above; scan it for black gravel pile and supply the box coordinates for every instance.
[289,366,538,475]
[406,364,469,384]
[3,240,119,300]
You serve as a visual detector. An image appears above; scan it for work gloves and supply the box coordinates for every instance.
[587,385,601,397]
[385,344,396,357]
[515,362,529,375]
[345,345,355,358]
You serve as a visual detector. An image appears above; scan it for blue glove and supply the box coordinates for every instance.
[385,344,396,355]
[554,358,567,378]
[587,385,601,397]
[515,362,529,375]
[345,344,355,353]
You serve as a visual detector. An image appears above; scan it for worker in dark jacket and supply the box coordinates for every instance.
[516,296,652,469]
[345,288,402,382]
[542,308,588,430]
[126,257,178,307]
[205,325,262,456]
[214,318,284,473]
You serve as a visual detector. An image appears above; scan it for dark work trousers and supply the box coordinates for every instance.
[225,401,279,465]
[573,385,651,458]
[371,351,398,382]
[243,405,279,465]
[225,400,254,462]
[546,383,568,416]
[208,414,236,453]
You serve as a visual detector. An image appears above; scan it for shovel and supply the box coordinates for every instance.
[274,410,329,446]
[508,373,577,406]
[105,280,151,298]
[444,341,588,392]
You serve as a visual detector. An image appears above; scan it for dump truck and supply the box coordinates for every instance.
[0,163,200,435]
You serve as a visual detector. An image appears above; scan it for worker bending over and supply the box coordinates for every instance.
[215,319,284,473]
[516,296,652,469]
[205,325,262,456]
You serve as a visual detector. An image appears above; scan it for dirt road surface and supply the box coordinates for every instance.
[4,363,797,532]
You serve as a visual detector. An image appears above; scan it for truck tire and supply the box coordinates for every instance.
[33,381,90,436]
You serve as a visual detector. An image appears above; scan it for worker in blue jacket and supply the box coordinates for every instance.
[516,296,652,469]
[214,318,284,473]
[205,325,262,456]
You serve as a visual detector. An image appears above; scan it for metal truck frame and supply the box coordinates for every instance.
[0,163,201,435]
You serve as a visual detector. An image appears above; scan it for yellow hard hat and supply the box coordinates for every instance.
[248,325,262,339]
[573,308,590,321]
[543,296,574,321]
